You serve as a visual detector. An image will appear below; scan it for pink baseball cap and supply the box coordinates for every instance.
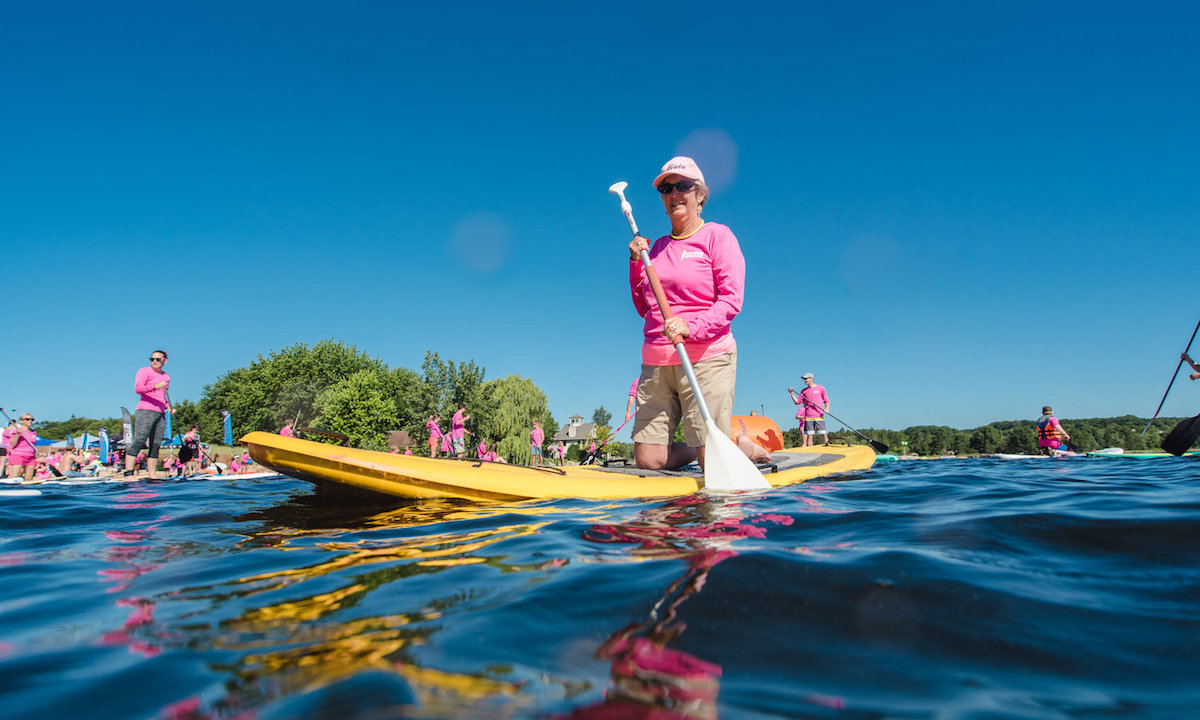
[653,156,705,188]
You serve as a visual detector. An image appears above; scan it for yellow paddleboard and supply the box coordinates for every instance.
[242,430,876,501]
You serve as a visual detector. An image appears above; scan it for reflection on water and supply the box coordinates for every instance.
[9,461,1197,719]
[568,495,799,719]
[151,494,615,717]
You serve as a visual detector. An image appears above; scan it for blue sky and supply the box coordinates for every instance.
[3,1,1197,435]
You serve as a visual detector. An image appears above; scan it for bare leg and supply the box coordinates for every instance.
[146,457,160,480]
[634,442,697,470]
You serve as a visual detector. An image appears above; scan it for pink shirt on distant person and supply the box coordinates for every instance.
[794,385,829,419]
[629,222,743,366]
[451,410,466,440]
[4,426,38,464]
[280,426,295,437]
[531,425,543,447]
[134,366,170,412]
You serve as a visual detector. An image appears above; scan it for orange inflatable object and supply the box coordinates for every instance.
[730,415,786,452]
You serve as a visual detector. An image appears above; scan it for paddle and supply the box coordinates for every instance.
[1161,413,1200,456]
[788,388,889,453]
[608,181,769,492]
[579,414,633,466]
[1141,318,1200,437]
[297,427,351,446]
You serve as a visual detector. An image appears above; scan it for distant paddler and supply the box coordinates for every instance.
[788,373,831,447]
[124,350,171,479]
[1036,406,1071,456]
[1182,352,1200,381]
[3,412,40,483]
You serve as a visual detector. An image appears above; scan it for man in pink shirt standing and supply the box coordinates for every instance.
[451,403,470,459]
[530,421,544,467]
[788,373,830,446]
[125,350,172,478]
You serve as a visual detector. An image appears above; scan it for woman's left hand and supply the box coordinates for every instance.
[663,317,690,341]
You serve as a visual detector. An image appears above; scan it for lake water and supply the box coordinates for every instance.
[2,456,1198,719]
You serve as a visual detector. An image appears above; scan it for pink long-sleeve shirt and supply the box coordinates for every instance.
[4,426,38,463]
[629,222,743,366]
[134,366,170,412]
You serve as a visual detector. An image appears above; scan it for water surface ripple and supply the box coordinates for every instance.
[2,456,1198,718]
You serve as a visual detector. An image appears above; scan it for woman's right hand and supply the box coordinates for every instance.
[629,235,649,260]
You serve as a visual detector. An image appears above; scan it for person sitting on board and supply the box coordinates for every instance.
[1036,406,1071,456]
[1182,353,1200,381]
[788,374,831,446]
[4,413,40,483]
[280,418,296,437]
[628,156,754,471]
[124,350,172,479]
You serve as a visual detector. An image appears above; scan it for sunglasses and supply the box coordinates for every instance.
[21,417,34,421]
[150,356,167,362]
[657,179,697,194]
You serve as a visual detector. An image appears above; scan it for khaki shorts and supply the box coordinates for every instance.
[633,351,736,447]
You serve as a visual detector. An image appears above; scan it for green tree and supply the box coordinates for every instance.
[198,339,388,441]
[968,425,1002,454]
[593,406,612,428]
[475,374,554,465]
[314,370,400,450]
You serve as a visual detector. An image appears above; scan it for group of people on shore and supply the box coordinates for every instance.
[3,351,263,483]
[419,410,573,465]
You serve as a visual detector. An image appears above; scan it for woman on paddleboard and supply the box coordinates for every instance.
[627,156,763,470]
[4,412,40,483]
[124,351,171,479]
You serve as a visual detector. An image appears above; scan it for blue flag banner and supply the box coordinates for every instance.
[164,409,173,445]
[100,428,110,460]
[66,433,74,450]
[222,411,232,446]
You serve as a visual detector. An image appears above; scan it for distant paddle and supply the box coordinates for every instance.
[1161,413,1200,456]
[297,427,351,446]
[1141,318,1200,437]
[580,414,632,466]
[788,388,889,454]
[608,181,769,492]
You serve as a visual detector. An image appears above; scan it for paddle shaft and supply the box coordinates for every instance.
[1141,318,1200,436]
[639,249,720,426]
[792,390,888,453]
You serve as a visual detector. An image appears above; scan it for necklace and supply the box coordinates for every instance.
[670,220,705,240]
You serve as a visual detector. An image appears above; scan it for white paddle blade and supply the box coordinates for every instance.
[608,181,628,195]
[702,418,771,491]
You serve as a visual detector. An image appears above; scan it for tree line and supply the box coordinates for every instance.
[784,415,1189,456]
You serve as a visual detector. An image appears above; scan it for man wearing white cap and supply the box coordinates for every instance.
[788,373,830,446]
